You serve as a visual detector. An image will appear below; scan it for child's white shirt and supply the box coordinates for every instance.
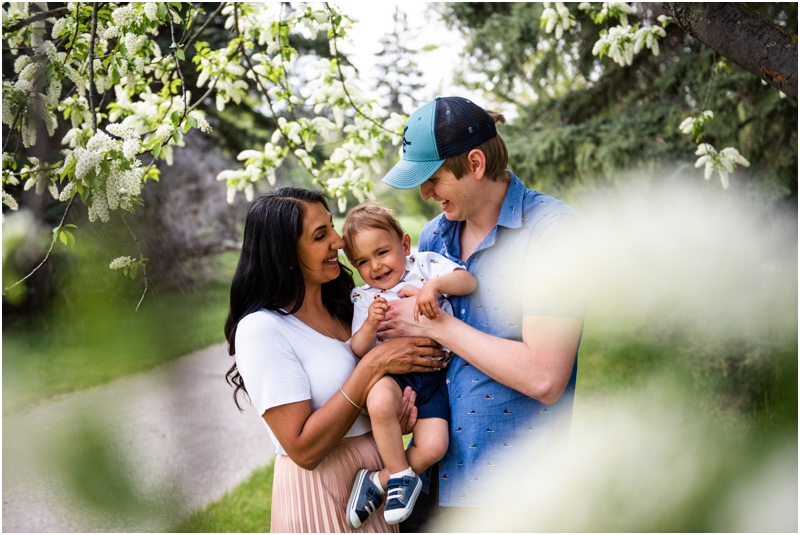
[350,251,463,339]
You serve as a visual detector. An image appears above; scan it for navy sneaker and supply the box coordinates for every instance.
[346,469,384,529]
[383,474,422,525]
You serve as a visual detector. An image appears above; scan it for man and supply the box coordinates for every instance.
[381,97,586,530]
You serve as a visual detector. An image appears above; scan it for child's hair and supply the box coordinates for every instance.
[441,110,510,182]
[342,201,405,262]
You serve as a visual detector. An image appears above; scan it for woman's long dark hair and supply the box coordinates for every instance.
[225,187,355,410]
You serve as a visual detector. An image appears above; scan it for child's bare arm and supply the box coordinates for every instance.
[433,269,478,296]
[350,296,388,357]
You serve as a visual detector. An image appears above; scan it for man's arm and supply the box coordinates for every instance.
[383,300,581,404]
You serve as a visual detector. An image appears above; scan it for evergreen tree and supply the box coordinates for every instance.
[374,7,425,115]
[442,3,797,203]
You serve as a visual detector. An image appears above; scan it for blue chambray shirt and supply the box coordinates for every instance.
[418,172,586,507]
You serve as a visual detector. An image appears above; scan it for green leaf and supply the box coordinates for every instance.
[130,265,138,280]
[124,267,129,276]
[153,142,162,159]
[58,230,67,245]
[183,121,191,133]
[176,48,185,61]
[65,230,76,249]
[171,129,180,144]
[187,116,197,129]
[157,2,167,17]
[171,110,181,125]
[65,224,78,229]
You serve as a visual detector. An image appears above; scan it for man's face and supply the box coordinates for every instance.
[419,166,478,222]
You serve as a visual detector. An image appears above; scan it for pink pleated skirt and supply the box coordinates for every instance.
[270,432,397,533]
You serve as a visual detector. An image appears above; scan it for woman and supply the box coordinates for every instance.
[224,187,445,532]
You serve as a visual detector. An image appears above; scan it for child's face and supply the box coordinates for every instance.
[348,228,411,289]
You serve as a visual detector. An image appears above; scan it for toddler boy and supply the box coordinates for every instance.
[342,202,477,527]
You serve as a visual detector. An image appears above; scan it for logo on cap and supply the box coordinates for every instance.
[402,126,411,153]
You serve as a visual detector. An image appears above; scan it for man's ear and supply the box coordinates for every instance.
[402,233,412,255]
[467,149,487,180]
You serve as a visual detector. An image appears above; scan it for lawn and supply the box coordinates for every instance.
[171,462,275,533]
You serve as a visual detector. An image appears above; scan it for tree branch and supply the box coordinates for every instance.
[121,215,148,311]
[183,2,226,53]
[663,2,797,101]
[701,51,716,112]
[87,3,98,132]
[326,4,396,135]
[5,6,70,33]
[3,197,76,296]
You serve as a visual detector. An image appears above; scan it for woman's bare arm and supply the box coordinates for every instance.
[263,337,446,469]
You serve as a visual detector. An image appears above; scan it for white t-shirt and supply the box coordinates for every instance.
[234,309,371,455]
[351,251,463,340]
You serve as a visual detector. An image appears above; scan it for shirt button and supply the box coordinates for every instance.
[461,309,466,315]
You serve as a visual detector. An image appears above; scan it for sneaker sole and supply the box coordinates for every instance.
[346,468,370,529]
[384,477,423,525]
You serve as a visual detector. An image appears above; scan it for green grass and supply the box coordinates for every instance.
[3,281,232,415]
[171,462,275,533]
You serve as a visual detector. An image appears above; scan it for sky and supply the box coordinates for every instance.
[335,2,490,115]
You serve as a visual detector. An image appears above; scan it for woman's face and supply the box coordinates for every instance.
[296,202,345,289]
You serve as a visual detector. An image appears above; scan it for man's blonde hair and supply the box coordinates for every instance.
[341,202,405,262]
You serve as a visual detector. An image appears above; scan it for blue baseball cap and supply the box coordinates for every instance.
[382,96,498,190]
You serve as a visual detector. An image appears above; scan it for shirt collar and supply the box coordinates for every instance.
[497,171,525,230]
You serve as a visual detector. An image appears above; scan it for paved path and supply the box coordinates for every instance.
[2,344,275,532]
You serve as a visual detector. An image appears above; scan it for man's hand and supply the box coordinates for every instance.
[378,296,439,341]
[366,295,388,327]
[414,281,440,322]
[397,285,419,298]
[397,386,418,435]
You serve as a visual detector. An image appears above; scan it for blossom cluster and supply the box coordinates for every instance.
[694,144,750,189]
[677,110,750,189]
[541,3,577,40]
[109,256,134,270]
[3,1,405,279]
[678,110,715,140]
[579,2,632,26]
[215,5,405,209]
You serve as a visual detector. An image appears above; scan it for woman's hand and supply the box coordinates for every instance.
[397,386,418,435]
[362,336,447,375]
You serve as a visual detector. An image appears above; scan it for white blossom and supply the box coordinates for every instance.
[2,190,19,210]
[88,189,110,222]
[59,181,76,201]
[122,138,141,159]
[13,55,32,73]
[109,256,134,270]
[541,3,576,40]
[86,131,117,153]
[144,2,158,21]
[155,124,173,142]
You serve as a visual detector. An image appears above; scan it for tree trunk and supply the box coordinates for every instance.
[663,3,797,101]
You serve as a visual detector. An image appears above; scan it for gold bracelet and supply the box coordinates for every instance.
[340,388,361,409]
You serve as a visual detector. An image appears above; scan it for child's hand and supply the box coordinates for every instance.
[366,295,388,327]
[414,283,440,322]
